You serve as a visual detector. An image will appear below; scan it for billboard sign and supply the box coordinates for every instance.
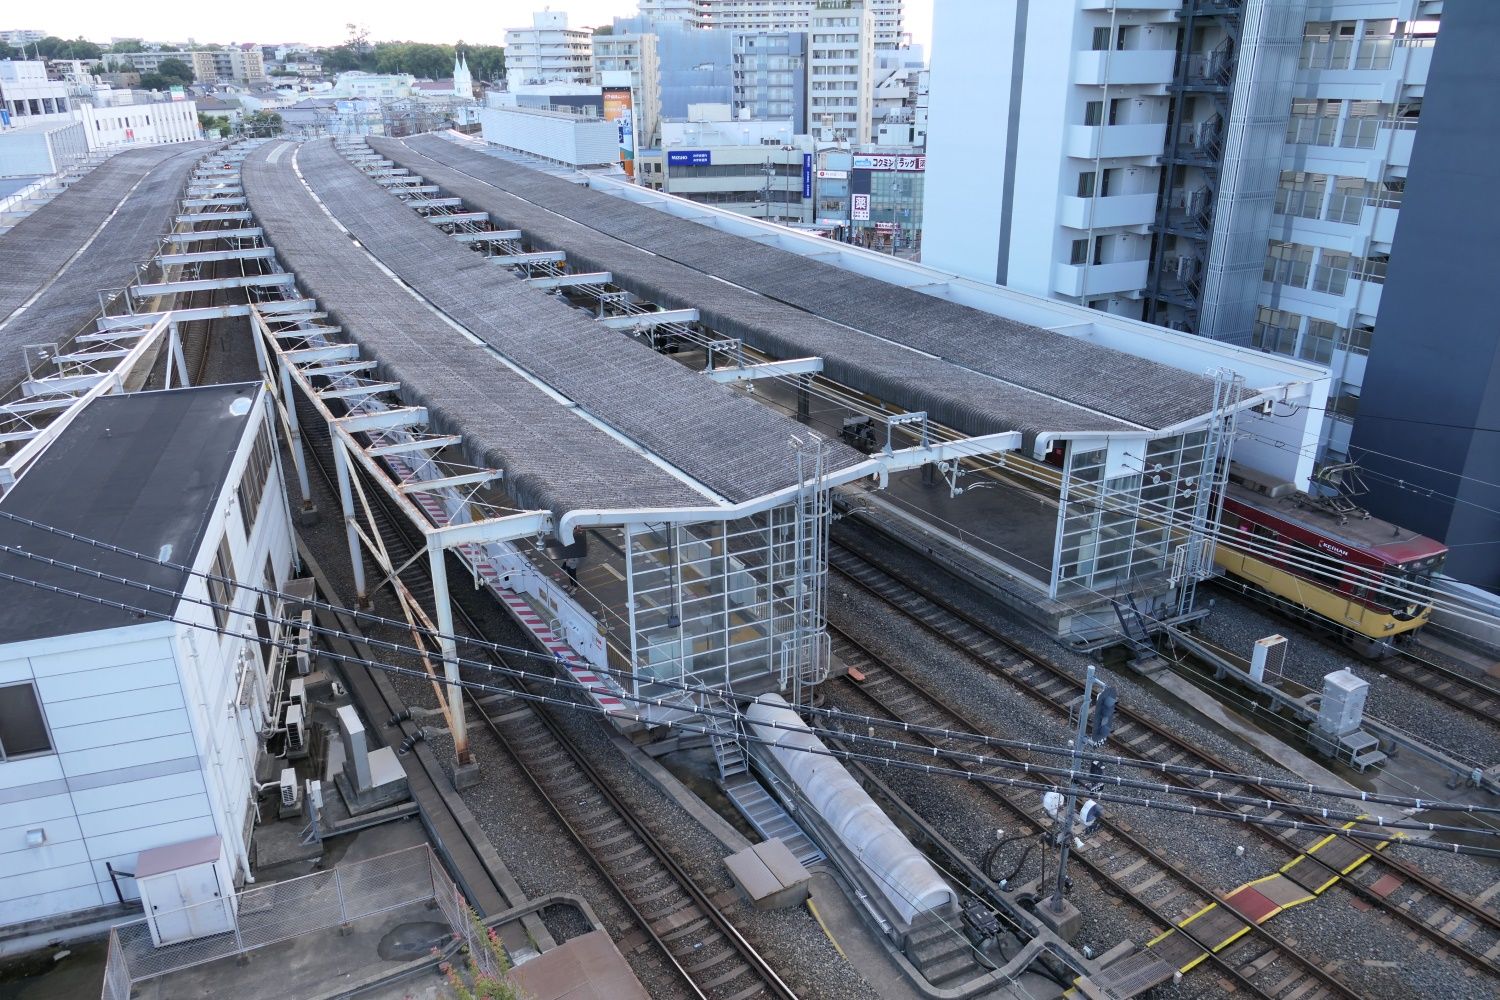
[851,193,871,221]
[667,149,712,166]
[802,153,813,198]
[170,85,185,102]
[853,154,926,172]
[816,169,848,180]
[603,86,636,179]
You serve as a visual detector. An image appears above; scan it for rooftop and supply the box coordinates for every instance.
[0,383,259,646]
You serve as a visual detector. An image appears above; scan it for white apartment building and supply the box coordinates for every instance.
[809,0,874,144]
[1,30,47,47]
[76,97,199,150]
[506,11,594,86]
[638,0,905,50]
[924,0,1439,461]
[593,29,662,147]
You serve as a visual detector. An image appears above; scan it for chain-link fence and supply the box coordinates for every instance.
[101,845,464,1000]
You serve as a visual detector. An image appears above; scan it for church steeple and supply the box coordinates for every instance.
[453,50,473,99]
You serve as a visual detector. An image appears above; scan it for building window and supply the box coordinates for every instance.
[1301,320,1339,364]
[0,683,52,759]
[1084,101,1104,127]
[1274,171,1326,220]
[1264,242,1312,288]
[1312,250,1352,295]
[1070,239,1089,265]
[1254,307,1302,356]
[1076,171,1096,198]
[1323,177,1368,224]
[208,535,236,631]
[1090,27,1110,52]
[238,421,275,537]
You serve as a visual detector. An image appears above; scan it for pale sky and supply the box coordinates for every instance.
[29,1,935,53]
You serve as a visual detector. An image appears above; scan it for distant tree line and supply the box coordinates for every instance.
[321,41,504,82]
[4,36,505,87]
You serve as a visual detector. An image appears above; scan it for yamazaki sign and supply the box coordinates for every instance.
[852,154,926,172]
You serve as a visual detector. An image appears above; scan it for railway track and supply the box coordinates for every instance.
[827,538,1500,991]
[1213,578,1500,738]
[292,389,794,1000]
[823,617,1357,1000]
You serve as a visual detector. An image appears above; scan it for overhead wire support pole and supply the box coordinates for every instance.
[1052,663,1094,917]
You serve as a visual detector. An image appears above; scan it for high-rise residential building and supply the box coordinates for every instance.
[731,30,807,134]
[505,11,594,86]
[594,28,662,146]
[925,0,1441,465]
[638,0,905,50]
[808,0,874,143]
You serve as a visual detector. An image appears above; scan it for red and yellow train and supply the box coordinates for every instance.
[1213,465,1447,658]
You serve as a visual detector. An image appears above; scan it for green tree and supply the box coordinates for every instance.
[155,57,195,85]
[138,73,176,91]
[593,25,614,36]
[240,111,284,137]
[108,39,144,53]
[464,45,504,83]
[197,112,231,136]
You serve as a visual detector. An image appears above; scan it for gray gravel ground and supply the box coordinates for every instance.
[832,520,1500,1000]
[1196,588,1500,772]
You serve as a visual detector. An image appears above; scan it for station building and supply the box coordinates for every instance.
[0,383,296,927]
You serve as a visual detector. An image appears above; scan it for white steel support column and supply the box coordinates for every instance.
[331,436,369,605]
[623,523,639,698]
[169,323,190,387]
[427,536,470,766]
[276,354,315,512]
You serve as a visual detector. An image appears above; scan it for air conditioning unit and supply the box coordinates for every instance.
[295,610,314,675]
[284,703,307,758]
[1173,254,1198,281]
[279,767,301,809]
[288,678,307,714]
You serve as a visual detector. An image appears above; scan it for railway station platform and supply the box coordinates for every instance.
[0,142,212,394]
[365,131,1331,647]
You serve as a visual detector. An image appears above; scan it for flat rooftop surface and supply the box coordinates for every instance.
[0,383,257,646]
[296,137,865,504]
[371,135,1144,445]
[242,141,714,518]
[0,142,211,393]
[382,133,1222,435]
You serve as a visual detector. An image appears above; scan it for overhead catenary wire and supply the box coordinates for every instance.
[2,541,1497,846]
[6,563,1496,858]
[3,508,1493,820]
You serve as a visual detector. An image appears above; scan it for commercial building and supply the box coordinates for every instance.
[593,28,661,147]
[0,382,296,926]
[75,96,200,150]
[658,106,811,221]
[808,0,874,144]
[847,149,923,250]
[505,11,594,86]
[0,60,74,122]
[638,0,906,50]
[476,105,620,168]
[924,1,1441,467]
[0,119,86,177]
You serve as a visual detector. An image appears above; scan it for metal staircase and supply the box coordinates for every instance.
[707,707,823,866]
